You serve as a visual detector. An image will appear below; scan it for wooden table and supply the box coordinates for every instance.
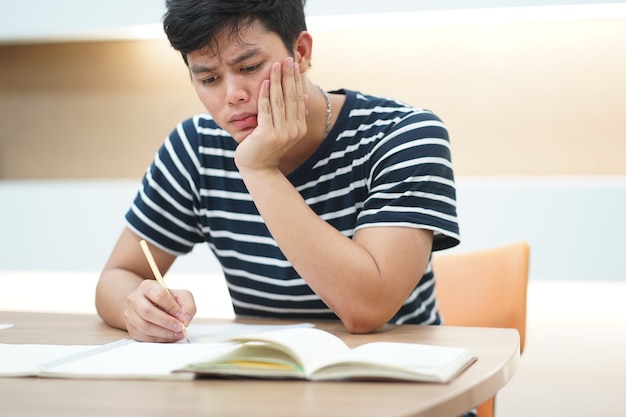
[0,311,520,417]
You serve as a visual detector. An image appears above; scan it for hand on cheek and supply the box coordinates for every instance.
[235,57,308,172]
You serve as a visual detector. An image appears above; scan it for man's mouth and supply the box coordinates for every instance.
[230,114,258,130]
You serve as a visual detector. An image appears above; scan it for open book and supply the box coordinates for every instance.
[179,327,477,383]
[0,326,475,383]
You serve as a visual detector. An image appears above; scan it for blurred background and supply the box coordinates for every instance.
[1,1,625,415]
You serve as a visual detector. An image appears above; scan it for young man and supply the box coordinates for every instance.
[95,0,460,343]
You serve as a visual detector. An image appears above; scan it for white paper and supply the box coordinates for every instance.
[186,322,314,343]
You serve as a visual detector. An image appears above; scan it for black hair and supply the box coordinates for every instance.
[163,0,308,64]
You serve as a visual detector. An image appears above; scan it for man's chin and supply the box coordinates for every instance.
[233,129,254,144]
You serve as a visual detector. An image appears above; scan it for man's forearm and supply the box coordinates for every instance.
[239,167,429,332]
[95,268,143,330]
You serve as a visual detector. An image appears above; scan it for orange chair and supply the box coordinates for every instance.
[433,241,530,417]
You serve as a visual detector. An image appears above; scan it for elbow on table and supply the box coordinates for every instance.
[339,312,390,334]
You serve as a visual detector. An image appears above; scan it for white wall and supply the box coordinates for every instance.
[452,177,626,281]
[1,177,625,281]
[2,0,626,43]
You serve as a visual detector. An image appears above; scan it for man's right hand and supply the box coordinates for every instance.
[123,279,195,343]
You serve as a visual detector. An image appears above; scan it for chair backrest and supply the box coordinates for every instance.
[432,241,530,417]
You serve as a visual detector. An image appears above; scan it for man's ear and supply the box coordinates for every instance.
[293,31,313,71]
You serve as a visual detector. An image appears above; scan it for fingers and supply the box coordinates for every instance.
[126,318,186,343]
[269,60,286,133]
[281,58,298,128]
[170,289,197,322]
[125,281,193,343]
[256,79,272,131]
[293,61,308,122]
[268,57,306,139]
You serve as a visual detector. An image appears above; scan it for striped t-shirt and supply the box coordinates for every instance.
[126,89,460,325]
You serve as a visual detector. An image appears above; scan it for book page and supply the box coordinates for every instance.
[231,327,351,376]
[186,343,307,378]
[311,342,476,382]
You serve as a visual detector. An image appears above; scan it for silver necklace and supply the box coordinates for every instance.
[317,85,332,138]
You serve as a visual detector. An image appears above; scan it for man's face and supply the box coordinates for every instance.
[187,22,293,143]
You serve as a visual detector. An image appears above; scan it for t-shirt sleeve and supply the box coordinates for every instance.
[125,118,205,255]
[355,110,460,251]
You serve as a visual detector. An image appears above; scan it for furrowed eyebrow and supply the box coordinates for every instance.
[189,47,262,74]
[226,47,261,66]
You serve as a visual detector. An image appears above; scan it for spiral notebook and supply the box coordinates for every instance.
[0,339,233,380]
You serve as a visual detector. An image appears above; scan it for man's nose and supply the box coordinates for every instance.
[224,76,249,104]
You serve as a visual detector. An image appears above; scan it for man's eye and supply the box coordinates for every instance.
[242,64,261,73]
[201,76,218,85]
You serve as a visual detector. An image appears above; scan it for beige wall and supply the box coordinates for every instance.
[1,17,625,179]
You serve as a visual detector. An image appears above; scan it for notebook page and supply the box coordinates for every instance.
[0,343,98,377]
[38,339,233,380]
